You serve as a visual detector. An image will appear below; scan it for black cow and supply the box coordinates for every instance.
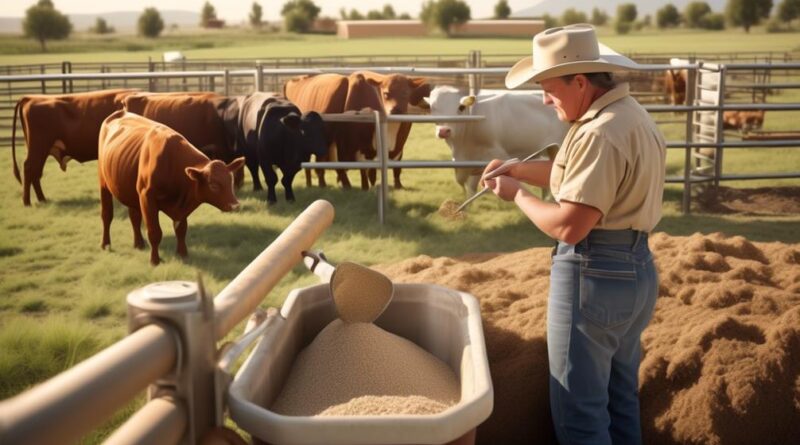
[238,92,327,203]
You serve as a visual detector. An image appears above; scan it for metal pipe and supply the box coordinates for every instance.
[0,324,178,445]
[101,397,186,445]
[213,199,335,340]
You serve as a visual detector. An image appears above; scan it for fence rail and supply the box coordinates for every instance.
[1,62,799,219]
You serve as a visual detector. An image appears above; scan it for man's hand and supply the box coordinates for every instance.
[485,175,521,201]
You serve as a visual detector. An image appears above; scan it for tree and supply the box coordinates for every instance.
[615,20,632,34]
[347,9,364,20]
[382,4,397,19]
[250,2,263,28]
[685,1,712,27]
[699,12,726,28]
[617,3,637,23]
[200,1,217,27]
[561,8,588,25]
[777,0,800,21]
[540,13,558,28]
[591,8,609,26]
[138,7,164,37]
[23,0,72,52]
[281,0,320,32]
[726,0,773,32]
[367,10,383,19]
[494,0,511,19]
[90,17,114,34]
[420,0,470,35]
[656,4,681,28]
[399,13,411,19]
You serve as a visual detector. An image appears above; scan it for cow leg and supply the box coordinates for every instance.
[140,193,162,266]
[100,186,114,250]
[246,155,263,191]
[22,147,49,206]
[261,162,279,204]
[392,151,404,189]
[281,168,299,202]
[360,169,370,191]
[129,206,145,249]
[174,218,188,258]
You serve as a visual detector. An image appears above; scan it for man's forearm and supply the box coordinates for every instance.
[512,187,599,244]
[511,160,553,188]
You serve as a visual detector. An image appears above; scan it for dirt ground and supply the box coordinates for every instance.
[696,186,800,215]
[378,232,800,445]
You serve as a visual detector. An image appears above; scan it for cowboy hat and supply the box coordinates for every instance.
[505,24,640,89]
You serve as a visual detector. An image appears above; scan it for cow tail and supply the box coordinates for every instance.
[12,98,22,183]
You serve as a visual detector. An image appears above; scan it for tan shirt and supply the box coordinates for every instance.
[550,83,666,232]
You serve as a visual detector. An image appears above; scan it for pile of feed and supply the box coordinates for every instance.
[377,232,800,445]
[696,186,800,214]
[271,265,459,417]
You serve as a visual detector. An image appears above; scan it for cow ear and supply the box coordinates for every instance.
[418,97,431,110]
[185,166,206,183]
[460,95,476,107]
[410,81,432,106]
[227,157,246,173]
[281,113,301,130]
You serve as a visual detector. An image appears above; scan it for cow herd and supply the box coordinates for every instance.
[10,72,566,265]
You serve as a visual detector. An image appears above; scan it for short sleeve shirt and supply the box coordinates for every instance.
[549,83,666,232]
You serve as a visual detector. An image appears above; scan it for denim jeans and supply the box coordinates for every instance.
[548,230,658,445]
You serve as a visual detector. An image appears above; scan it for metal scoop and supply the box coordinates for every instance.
[302,251,394,324]
[456,142,559,213]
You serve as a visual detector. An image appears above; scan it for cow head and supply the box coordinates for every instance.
[423,86,475,140]
[185,158,245,212]
[299,111,328,158]
[362,72,431,115]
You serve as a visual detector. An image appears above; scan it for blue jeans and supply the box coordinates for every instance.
[548,230,658,445]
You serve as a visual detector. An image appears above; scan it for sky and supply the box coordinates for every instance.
[0,0,537,21]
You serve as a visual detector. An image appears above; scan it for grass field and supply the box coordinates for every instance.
[1,27,799,443]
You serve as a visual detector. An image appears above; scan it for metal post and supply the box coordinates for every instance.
[714,66,727,189]
[101,397,186,445]
[682,58,698,214]
[467,50,478,96]
[255,63,264,92]
[148,59,156,92]
[127,281,216,445]
[223,69,230,96]
[41,64,46,93]
[374,110,388,225]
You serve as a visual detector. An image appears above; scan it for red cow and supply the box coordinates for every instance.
[354,71,431,189]
[122,92,244,187]
[12,89,137,205]
[98,111,245,265]
[285,72,430,190]
[663,69,765,132]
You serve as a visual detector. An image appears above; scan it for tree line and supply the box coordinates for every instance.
[22,0,800,52]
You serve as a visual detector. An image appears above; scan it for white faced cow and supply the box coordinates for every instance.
[424,86,568,196]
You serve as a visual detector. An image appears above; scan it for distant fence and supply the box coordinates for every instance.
[1,54,799,218]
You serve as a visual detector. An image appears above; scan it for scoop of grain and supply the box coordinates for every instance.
[271,319,460,416]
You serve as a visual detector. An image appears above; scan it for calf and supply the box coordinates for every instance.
[424,86,567,195]
[12,88,137,205]
[98,111,244,265]
[238,92,327,203]
[122,92,244,187]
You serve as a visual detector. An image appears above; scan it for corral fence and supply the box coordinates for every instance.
[1,52,799,220]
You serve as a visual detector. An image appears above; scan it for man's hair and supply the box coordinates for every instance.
[561,72,617,90]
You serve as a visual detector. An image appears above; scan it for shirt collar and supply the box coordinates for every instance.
[576,82,630,123]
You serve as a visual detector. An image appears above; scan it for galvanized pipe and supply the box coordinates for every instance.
[101,397,186,445]
[0,324,178,445]
[213,199,335,340]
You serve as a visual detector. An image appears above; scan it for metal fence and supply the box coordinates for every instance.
[1,61,799,220]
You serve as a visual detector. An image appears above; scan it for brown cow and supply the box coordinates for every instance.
[122,92,244,187]
[284,73,348,188]
[98,111,244,265]
[663,69,765,132]
[355,71,431,189]
[12,88,137,206]
[285,71,430,189]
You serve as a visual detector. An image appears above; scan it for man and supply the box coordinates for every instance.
[482,24,666,444]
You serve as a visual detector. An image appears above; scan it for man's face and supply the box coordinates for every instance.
[540,76,586,122]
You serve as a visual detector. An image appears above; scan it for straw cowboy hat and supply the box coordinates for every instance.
[506,24,640,89]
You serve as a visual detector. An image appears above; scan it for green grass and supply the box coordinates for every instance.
[1,26,799,65]
[1,28,799,443]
